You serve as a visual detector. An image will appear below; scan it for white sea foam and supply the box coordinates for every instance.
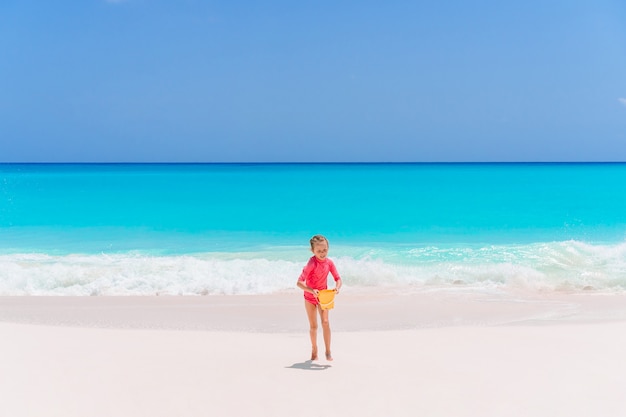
[1,240,625,296]
[0,253,301,296]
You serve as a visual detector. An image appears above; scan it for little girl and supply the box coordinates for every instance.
[296,235,342,361]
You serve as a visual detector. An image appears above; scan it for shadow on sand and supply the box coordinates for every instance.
[285,360,332,371]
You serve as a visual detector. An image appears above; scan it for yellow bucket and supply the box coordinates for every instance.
[317,289,336,310]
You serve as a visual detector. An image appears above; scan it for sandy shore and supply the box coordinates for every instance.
[2,292,626,416]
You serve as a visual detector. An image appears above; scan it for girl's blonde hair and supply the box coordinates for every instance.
[309,235,328,248]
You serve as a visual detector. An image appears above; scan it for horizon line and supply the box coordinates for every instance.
[1,161,626,165]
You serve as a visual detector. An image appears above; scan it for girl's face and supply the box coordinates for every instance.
[311,241,329,261]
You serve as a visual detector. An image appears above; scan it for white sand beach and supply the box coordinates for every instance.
[1,292,626,417]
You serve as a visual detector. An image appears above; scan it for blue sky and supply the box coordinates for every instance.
[1,0,626,162]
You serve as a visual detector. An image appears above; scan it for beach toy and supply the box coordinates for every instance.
[317,289,337,310]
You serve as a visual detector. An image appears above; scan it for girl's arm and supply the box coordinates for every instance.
[297,279,318,296]
[329,260,342,293]
[334,278,342,294]
[297,259,317,295]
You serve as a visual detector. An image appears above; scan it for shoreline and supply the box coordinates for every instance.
[2,291,626,331]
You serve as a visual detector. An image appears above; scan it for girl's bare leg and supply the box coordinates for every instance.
[304,301,319,360]
[319,307,333,361]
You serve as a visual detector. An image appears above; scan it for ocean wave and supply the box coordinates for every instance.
[1,240,626,295]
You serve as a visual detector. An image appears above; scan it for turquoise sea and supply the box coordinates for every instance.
[1,163,625,295]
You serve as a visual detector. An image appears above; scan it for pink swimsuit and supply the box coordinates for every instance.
[298,256,341,305]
